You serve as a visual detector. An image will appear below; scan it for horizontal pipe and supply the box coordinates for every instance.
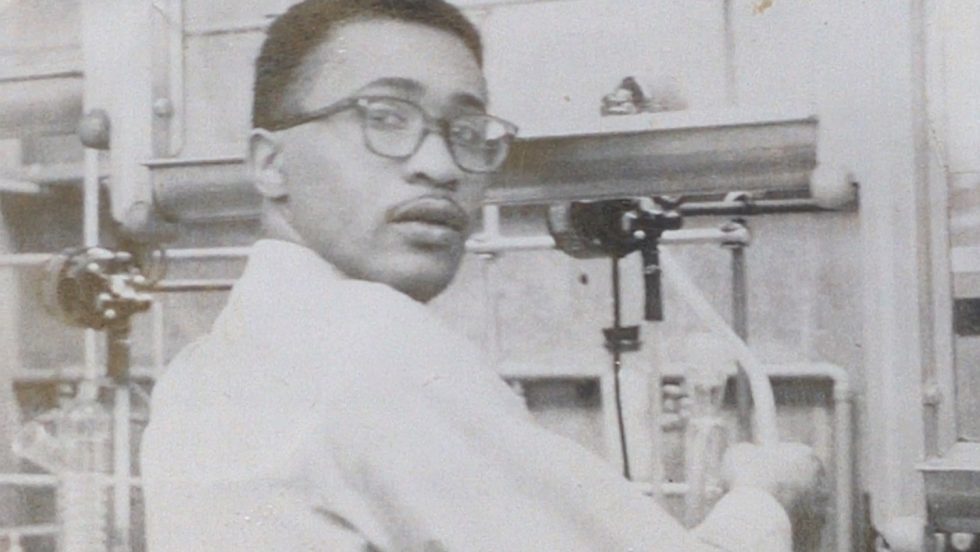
[0,473,141,487]
[0,178,42,194]
[631,481,688,497]
[0,227,747,269]
[184,21,268,37]
[0,69,83,85]
[0,162,109,187]
[0,253,51,267]
[468,227,749,255]
[11,368,156,384]
[146,279,236,293]
[680,198,837,217]
[161,246,252,260]
[0,524,59,538]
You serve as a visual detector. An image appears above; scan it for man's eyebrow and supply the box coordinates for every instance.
[451,92,486,113]
[357,77,487,112]
[357,77,424,95]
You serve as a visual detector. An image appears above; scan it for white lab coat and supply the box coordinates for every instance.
[141,239,791,551]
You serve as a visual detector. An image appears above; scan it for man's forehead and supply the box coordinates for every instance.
[299,18,487,109]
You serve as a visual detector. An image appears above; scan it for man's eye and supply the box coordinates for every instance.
[364,106,410,129]
[450,123,486,147]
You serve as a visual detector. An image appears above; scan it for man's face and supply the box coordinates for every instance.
[262,18,490,302]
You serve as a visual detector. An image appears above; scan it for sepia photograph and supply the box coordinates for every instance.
[0,0,978,550]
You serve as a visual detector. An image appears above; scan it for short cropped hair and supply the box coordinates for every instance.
[252,0,484,130]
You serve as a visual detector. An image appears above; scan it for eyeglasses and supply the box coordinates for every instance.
[268,96,519,174]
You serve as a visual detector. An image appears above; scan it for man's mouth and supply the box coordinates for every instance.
[388,197,470,235]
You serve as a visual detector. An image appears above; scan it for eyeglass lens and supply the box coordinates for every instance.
[358,98,513,173]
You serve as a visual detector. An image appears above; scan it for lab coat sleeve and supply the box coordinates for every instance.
[693,487,793,552]
[144,478,379,552]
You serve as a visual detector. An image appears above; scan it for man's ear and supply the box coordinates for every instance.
[248,129,288,200]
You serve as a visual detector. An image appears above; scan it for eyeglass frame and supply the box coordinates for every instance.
[264,95,519,174]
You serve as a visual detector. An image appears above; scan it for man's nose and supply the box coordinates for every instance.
[402,131,464,190]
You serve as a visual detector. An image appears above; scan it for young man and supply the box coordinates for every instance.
[141,1,821,550]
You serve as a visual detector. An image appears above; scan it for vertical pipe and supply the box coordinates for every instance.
[112,390,131,552]
[152,301,165,376]
[82,148,101,387]
[835,392,853,552]
[645,321,666,502]
[108,325,132,552]
[82,149,99,248]
[730,245,752,441]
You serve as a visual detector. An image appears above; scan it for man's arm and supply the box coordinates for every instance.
[144,479,381,552]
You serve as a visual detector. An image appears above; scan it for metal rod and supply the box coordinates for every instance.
[731,244,753,442]
[610,257,632,480]
[82,147,101,390]
[467,227,749,255]
[680,199,833,217]
[183,21,269,37]
[151,302,165,375]
[0,178,41,194]
[146,279,236,293]
[0,473,142,487]
[0,69,83,84]
[0,226,753,269]
[0,524,59,537]
[113,388,131,551]
[106,323,133,551]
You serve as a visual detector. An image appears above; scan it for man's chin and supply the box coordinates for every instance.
[381,254,461,303]
[391,273,454,303]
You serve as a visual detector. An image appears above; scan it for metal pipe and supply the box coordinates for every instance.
[680,198,834,217]
[0,69,83,84]
[82,146,101,393]
[152,302,165,375]
[0,162,108,187]
[0,178,41,194]
[0,253,56,267]
[0,227,749,269]
[0,474,142,487]
[146,279,236,293]
[632,481,689,497]
[83,151,100,248]
[113,388,131,550]
[184,21,269,37]
[0,524,59,538]
[658,250,780,445]
[730,240,753,442]
[161,247,252,260]
[467,227,749,255]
